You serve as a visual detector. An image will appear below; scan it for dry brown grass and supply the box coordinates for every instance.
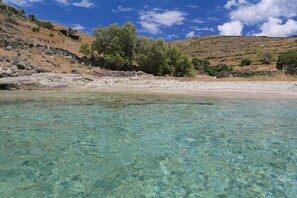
[173,36,297,70]
[0,13,95,56]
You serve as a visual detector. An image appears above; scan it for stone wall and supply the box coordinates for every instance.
[0,40,84,64]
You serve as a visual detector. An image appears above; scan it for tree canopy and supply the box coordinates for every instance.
[90,22,196,77]
[276,51,297,75]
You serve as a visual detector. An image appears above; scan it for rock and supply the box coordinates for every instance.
[0,83,17,90]
[36,68,52,73]
[15,61,26,70]
[71,69,82,74]
[52,63,61,68]
[5,45,12,50]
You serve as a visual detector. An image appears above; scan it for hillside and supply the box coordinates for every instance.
[0,12,95,55]
[173,36,297,72]
[0,3,105,77]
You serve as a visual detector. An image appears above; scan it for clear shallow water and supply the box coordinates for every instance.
[0,91,297,197]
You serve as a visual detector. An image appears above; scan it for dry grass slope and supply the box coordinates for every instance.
[173,36,297,70]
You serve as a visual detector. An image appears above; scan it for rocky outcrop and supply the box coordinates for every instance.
[92,71,151,77]
[0,73,95,90]
[0,58,50,78]
[216,70,281,78]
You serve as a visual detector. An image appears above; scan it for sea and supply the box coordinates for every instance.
[0,91,297,197]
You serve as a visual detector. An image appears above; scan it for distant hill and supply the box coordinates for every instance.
[173,36,297,71]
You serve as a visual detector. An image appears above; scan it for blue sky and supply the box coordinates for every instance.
[3,0,297,40]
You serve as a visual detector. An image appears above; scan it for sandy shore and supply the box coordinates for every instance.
[0,73,297,98]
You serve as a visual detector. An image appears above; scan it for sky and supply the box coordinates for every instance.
[3,0,297,40]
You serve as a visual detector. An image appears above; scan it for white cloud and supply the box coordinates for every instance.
[71,23,85,31]
[193,27,215,32]
[140,22,160,34]
[229,0,297,25]
[186,31,195,38]
[166,34,179,40]
[3,0,43,7]
[112,5,133,13]
[72,0,94,8]
[225,0,247,9]
[54,0,94,8]
[255,17,297,37]
[220,0,297,37]
[139,10,186,34]
[192,18,205,24]
[54,0,70,6]
[218,20,243,36]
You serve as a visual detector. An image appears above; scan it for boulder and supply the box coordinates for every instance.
[71,69,82,74]
[15,61,26,70]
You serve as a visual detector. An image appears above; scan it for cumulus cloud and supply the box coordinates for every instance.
[255,17,297,37]
[139,10,186,34]
[220,0,297,37]
[225,0,247,9]
[71,23,85,31]
[3,0,43,7]
[230,0,297,25]
[218,20,243,36]
[186,31,195,38]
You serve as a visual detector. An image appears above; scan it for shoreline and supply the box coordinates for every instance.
[0,73,297,99]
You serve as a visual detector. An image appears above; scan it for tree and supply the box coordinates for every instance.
[92,22,137,70]
[79,42,92,58]
[135,38,196,77]
[135,38,168,75]
[276,51,297,74]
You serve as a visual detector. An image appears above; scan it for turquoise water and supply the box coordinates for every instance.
[0,91,297,197]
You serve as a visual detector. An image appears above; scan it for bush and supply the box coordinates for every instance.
[35,20,54,30]
[276,51,297,74]
[32,27,40,33]
[204,64,233,76]
[240,58,252,66]
[49,33,54,37]
[192,58,210,71]
[79,42,92,58]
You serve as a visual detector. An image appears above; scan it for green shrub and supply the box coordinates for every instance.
[276,51,297,74]
[240,58,252,66]
[204,64,233,76]
[192,58,210,71]
[35,20,54,30]
[32,27,40,33]
[49,32,54,37]
[79,42,92,58]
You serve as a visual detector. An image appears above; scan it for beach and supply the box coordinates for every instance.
[0,73,296,98]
